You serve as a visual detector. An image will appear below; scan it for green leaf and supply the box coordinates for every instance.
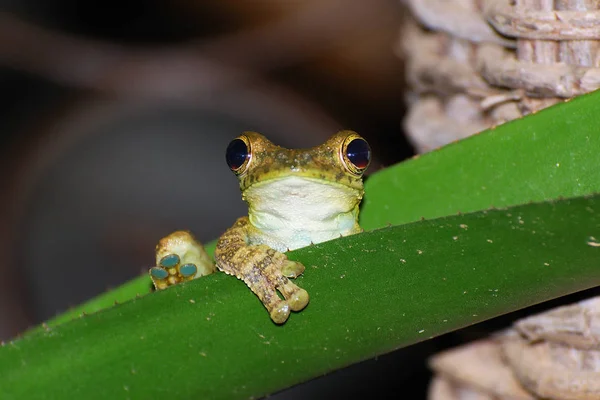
[3,196,600,399]
[39,242,217,330]
[361,92,600,229]
[6,90,600,399]
[43,275,151,328]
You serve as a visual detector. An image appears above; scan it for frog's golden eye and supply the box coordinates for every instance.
[225,135,252,175]
[341,134,371,175]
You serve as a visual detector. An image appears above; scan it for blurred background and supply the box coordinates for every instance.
[3,2,600,398]
[0,0,427,397]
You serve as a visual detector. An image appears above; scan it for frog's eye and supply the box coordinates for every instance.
[226,136,251,175]
[342,135,371,175]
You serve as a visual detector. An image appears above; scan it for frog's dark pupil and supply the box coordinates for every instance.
[346,138,371,170]
[226,138,250,171]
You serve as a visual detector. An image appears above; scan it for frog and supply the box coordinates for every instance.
[149,130,371,324]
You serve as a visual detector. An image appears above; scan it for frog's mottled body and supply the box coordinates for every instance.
[150,131,370,324]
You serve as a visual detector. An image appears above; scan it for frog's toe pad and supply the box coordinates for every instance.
[281,260,305,279]
[180,263,198,277]
[287,288,309,312]
[269,301,291,324]
[149,254,198,290]
[149,267,170,290]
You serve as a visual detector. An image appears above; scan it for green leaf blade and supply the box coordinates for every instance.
[3,195,600,399]
[361,91,600,229]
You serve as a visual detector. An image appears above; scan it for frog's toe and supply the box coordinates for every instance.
[179,263,198,278]
[276,279,310,312]
[149,267,170,290]
[288,288,309,312]
[269,301,291,324]
[281,260,305,279]
[160,254,180,269]
[149,254,198,290]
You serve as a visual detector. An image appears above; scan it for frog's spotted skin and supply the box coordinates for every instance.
[216,217,309,324]
[151,131,370,324]
[149,231,214,290]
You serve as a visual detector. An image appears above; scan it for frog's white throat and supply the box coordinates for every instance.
[244,176,362,252]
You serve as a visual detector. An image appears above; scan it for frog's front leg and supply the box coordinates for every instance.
[215,217,309,324]
[149,231,215,290]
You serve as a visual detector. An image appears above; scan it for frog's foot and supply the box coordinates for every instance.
[281,260,305,278]
[150,230,215,290]
[256,277,309,325]
[216,244,309,324]
[150,254,199,289]
[275,276,309,312]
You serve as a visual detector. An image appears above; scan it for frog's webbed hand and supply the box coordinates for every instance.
[215,217,309,324]
[149,231,215,290]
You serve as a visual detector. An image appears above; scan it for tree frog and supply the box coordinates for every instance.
[149,131,371,324]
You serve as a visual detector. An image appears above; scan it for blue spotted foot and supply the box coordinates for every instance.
[149,231,215,290]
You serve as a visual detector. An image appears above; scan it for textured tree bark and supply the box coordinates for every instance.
[400,0,600,152]
[428,297,600,400]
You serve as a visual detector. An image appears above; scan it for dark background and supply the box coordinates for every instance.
[2,1,589,399]
[0,0,409,335]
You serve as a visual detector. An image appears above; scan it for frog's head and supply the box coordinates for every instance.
[225,130,370,192]
[224,131,370,248]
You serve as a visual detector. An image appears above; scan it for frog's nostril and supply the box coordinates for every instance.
[226,137,251,173]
